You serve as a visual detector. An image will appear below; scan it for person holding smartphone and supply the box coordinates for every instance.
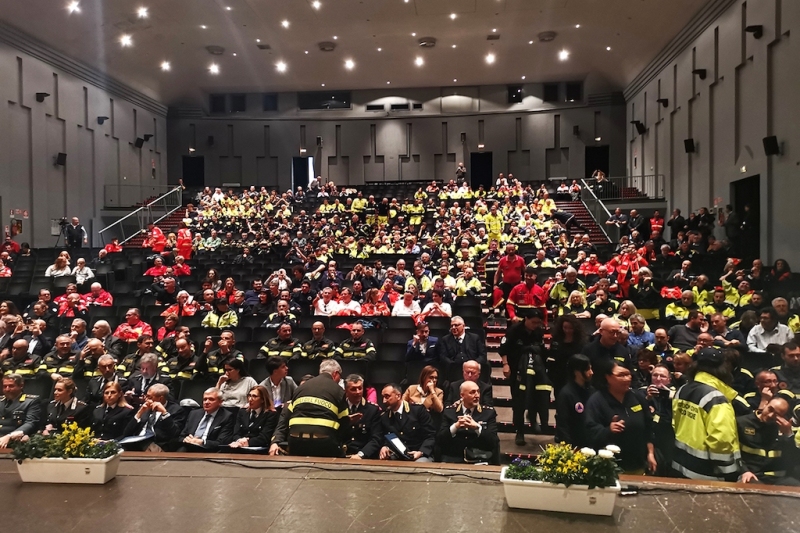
[635,364,675,476]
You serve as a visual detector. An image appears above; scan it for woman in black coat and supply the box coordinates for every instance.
[229,385,279,449]
[91,382,136,440]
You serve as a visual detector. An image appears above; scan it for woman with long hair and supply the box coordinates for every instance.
[403,365,444,414]
[91,382,135,440]
[229,385,279,449]
[548,314,588,397]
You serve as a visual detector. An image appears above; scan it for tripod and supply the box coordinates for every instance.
[53,223,68,248]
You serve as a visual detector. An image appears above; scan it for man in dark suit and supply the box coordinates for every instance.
[405,322,438,364]
[437,381,500,464]
[91,320,125,361]
[378,383,436,461]
[434,316,487,381]
[667,208,686,240]
[258,356,297,409]
[125,354,173,407]
[84,354,128,408]
[444,360,493,407]
[121,383,185,451]
[343,374,382,459]
[178,388,235,452]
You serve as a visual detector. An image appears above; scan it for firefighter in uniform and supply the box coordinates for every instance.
[498,307,551,446]
[200,330,244,377]
[39,335,82,378]
[160,338,200,381]
[295,322,336,360]
[117,335,156,378]
[0,374,42,447]
[1,339,41,377]
[672,347,741,481]
[269,360,350,457]
[259,323,301,359]
[737,396,799,486]
[334,323,376,362]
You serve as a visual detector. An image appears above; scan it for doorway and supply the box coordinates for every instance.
[731,174,760,261]
[182,156,205,188]
[292,156,315,191]
[470,152,493,191]
[585,145,610,179]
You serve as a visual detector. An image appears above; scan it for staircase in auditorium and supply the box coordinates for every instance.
[555,200,609,245]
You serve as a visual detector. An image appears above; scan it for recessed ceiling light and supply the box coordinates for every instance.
[312,1,322,9]
[492,28,497,32]
[321,83,325,86]
[333,35,338,39]
[387,81,391,84]
[305,50,309,54]
[485,53,496,64]
[529,40,534,44]
[452,44,457,48]
[120,34,133,47]
[67,1,80,14]
[606,46,612,51]
[200,25,207,29]
[281,20,290,28]
[575,24,581,28]
[276,61,287,72]
[521,75,526,80]
[377,47,382,51]
[450,13,457,20]
[404,0,409,3]
[160,61,170,71]
[558,49,570,61]
[209,63,219,74]
[453,78,457,82]
[415,56,424,66]
[137,6,148,18]
[232,53,237,56]
[344,59,355,70]
[411,32,416,37]
[225,6,232,11]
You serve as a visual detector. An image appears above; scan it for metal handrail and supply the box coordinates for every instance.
[583,174,665,201]
[98,186,183,245]
[581,179,615,243]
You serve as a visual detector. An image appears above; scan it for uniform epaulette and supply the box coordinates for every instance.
[742,392,756,399]
[740,368,754,378]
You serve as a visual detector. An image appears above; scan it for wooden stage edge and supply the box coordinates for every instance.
[3,448,799,498]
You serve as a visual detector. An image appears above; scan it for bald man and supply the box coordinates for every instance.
[437,381,499,464]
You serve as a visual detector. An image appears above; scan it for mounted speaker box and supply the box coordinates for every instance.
[208,135,215,147]
[684,139,695,153]
[55,153,67,166]
[763,136,780,156]
[134,138,144,148]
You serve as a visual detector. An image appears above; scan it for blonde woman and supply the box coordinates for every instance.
[558,290,591,318]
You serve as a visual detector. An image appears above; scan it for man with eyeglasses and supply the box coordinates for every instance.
[582,318,632,386]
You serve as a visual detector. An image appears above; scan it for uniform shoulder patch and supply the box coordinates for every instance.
[744,427,756,436]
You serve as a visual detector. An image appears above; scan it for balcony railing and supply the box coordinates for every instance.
[582,175,665,201]
[104,184,177,209]
[98,186,183,245]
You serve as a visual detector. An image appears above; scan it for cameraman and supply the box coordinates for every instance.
[498,308,551,446]
[64,217,88,249]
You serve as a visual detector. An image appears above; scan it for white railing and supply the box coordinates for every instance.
[98,186,183,245]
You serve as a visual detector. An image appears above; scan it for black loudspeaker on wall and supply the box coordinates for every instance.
[684,139,695,153]
[55,152,67,166]
[316,136,322,147]
[763,135,780,156]
[134,138,145,148]
[634,122,647,135]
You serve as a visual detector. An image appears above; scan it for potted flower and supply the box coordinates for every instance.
[500,443,622,516]
[10,422,122,484]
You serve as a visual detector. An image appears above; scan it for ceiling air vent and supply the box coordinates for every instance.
[418,37,437,48]
[537,31,557,42]
[318,41,336,52]
[487,34,500,41]
[206,45,226,55]
[256,43,272,50]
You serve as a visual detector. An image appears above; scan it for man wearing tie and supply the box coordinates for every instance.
[437,381,500,464]
[121,383,184,451]
[179,388,234,452]
[405,322,438,365]
[343,374,382,459]
[434,316,488,381]
[84,354,128,408]
[126,354,172,407]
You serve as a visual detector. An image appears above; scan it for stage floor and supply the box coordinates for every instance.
[1,457,799,532]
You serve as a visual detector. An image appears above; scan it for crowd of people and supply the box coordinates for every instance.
[1,174,799,482]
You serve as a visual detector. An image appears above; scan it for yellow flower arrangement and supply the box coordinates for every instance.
[506,442,621,489]
[10,422,120,461]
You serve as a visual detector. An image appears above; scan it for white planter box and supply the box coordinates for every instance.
[500,466,620,516]
[15,453,122,484]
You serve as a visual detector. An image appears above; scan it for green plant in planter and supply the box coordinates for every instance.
[10,422,120,461]
[505,442,621,489]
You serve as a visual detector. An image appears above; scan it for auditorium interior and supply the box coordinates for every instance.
[1,0,800,530]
